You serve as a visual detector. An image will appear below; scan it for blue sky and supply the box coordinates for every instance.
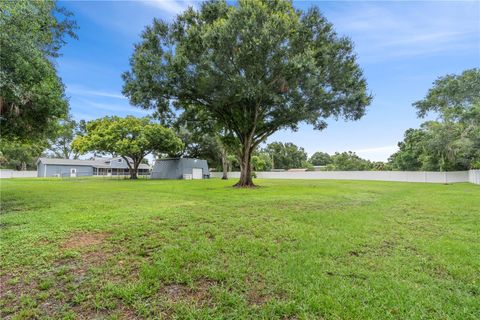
[57,0,480,161]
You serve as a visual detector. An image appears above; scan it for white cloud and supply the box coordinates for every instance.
[71,112,97,122]
[353,145,399,162]
[67,85,126,100]
[140,0,195,15]
[354,146,398,154]
[74,98,151,115]
[327,2,480,62]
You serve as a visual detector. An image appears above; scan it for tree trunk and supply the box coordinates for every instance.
[21,161,27,171]
[125,157,140,180]
[130,170,137,179]
[234,143,255,187]
[130,163,139,179]
[221,147,228,180]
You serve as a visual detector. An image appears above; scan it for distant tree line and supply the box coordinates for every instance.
[208,143,388,172]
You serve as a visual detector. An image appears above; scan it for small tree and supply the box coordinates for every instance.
[72,116,183,179]
[123,0,371,187]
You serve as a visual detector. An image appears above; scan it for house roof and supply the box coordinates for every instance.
[37,157,150,169]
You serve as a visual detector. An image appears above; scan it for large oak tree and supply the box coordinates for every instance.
[123,0,371,187]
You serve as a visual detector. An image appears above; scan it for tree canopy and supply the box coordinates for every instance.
[325,151,374,171]
[123,0,371,186]
[390,69,480,171]
[0,139,47,171]
[413,69,479,123]
[72,116,183,179]
[263,142,307,170]
[251,153,273,172]
[0,0,77,141]
[309,151,332,166]
[388,128,426,171]
[47,117,86,159]
[170,107,224,169]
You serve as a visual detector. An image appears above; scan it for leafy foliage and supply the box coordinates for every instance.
[388,129,426,171]
[413,69,480,123]
[72,116,183,179]
[390,69,480,171]
[0,139,47,170]
[263,142,307,170]
[123,0,371,186]
[0,0,77,140]
[170,107,228,171]
[309,151,332,166]
[47,117,86,159]
[171,125,222,166]
[251,152,273,171]
[325,151,374,171]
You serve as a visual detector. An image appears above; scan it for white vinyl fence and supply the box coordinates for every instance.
[1,169,479,185]
[211,170,479,184]
[0,170,37,179]
[469,170,480,185]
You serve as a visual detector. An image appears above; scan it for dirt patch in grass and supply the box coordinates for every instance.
[0,273,36,298]
[117,305,140,319]
[0,248,114,318]
[248,289,272,306]
[245,275,287,307]
[61,232,109,250]
[0,273,40,318]
[347,239,400,258]
[161,284,191,301]
[247,287,289,307]
[56,232,113,280]
[72,250,111,279]
[160,278,218,306]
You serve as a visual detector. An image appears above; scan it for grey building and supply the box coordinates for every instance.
[151,158,210,179]
[37,157,151,178]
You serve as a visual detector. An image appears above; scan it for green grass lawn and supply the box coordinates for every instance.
[0,178,479,319]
